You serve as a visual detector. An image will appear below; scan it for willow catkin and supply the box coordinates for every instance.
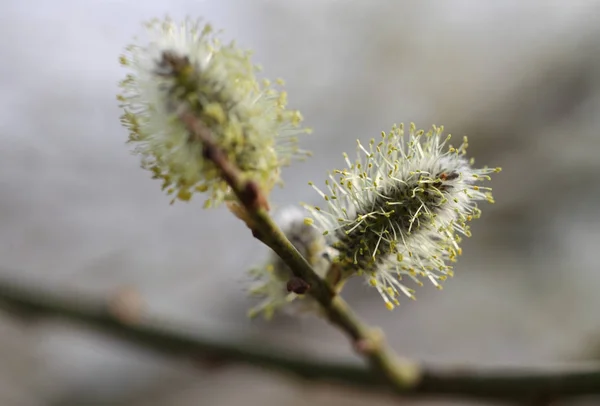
[305,123,500,309]
[117,17,310,207]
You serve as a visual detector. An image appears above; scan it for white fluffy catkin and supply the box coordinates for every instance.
[305,123,500,310]
[118,17,309,207]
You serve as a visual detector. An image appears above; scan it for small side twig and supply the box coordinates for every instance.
[180,111,421,388]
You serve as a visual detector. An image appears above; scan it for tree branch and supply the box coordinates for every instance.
[0,275,599,403]
[180,110,421,388]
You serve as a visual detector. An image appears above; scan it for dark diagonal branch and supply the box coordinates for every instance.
[179,110,421,389]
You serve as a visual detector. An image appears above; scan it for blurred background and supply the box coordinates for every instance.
[2,0,600,405]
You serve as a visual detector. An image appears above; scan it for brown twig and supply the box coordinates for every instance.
[179,111,269,212]
[179,110,421,388]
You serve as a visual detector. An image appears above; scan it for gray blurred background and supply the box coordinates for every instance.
[2,1,600,405]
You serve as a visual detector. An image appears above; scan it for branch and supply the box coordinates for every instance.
[0,275,600,403]
[180,111,421,388]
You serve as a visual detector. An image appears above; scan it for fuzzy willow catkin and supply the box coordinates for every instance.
[117,17,310,207]
[305,123,500,310]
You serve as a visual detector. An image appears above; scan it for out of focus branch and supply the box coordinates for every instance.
[1,275,600,404]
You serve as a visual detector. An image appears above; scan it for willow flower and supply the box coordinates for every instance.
[117,17,309,207]
[305,123,500,310]
[248,206,332,319]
